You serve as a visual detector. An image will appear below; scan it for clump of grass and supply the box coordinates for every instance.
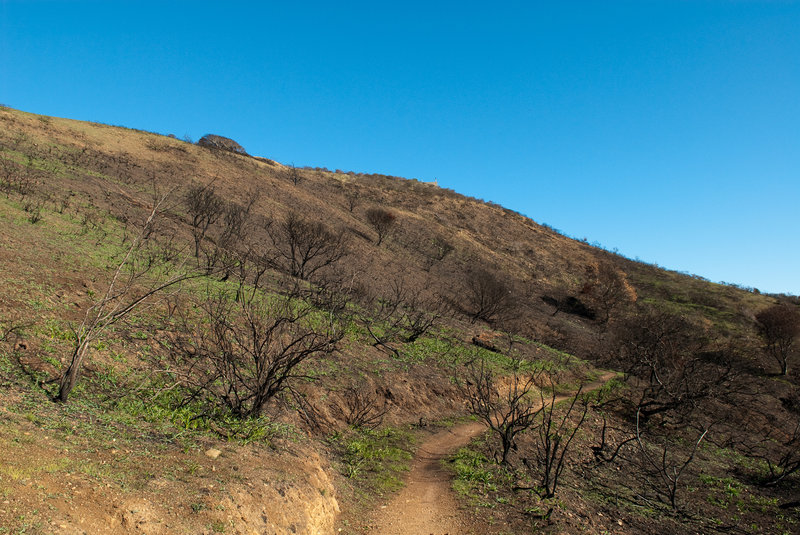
[452,448,495,488]
[449,445,515,508]
[101,374,298,445]
[332,426,414,494]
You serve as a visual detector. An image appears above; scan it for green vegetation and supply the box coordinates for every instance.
[332,426,415,494]
[451,447,504,505]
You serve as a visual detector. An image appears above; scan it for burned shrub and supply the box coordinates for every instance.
[365,207,396,246]
[462,268,514,324]
[265,211,347,282]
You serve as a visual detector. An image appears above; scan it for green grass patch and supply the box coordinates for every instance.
[449,445,515,508]
[332,426,414,495]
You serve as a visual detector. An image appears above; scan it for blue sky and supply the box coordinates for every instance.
[1,1,798,294]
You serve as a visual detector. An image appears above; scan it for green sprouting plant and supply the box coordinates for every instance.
[334,426,414,493]
[452,448,495,487]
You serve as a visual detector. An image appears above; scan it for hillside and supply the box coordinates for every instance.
[0,105,798,534]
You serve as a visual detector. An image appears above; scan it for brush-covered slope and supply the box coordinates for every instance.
[1,106,798,534]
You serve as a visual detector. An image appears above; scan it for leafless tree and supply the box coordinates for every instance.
[418,236,455,272]
[219,198,256,249]
[746,421,800,487]
[461,358,542,465]
[591,410,638,464]
[738,390,800,486]
[265,211,347,281]
[362,277,446,354]
[185,182,224,258]
[634,409,710,510]
[610,306,732,423]
[524,378,590,498]
[365,207,396,246]
[200,196,257,277]
[345,192,360,213]
[57,190,204,402]
[462,268,514,324]
[287,163,301,186]
[580,261,637,325]
[755,303,800,376]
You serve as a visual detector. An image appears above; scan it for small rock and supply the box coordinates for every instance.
[205,448,222,459]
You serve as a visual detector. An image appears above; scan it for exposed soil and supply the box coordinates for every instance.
[0,403,340,535]
[368,421,486,535]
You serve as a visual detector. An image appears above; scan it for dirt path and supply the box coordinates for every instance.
[368,372,617,535]
[368,420,486,535]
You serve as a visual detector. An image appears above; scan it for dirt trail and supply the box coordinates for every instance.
[368,372,617,535]
[368,420,485,535]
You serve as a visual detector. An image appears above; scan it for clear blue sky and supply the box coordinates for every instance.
[2,1,798,294]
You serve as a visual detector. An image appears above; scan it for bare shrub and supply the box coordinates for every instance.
[416,235,454,271]
[265,211,347,281]
[746,420,800,486]
[341,385,388,430]
[523,377,589,498]
[365,207,396,246]
[591,410,638,464]
[23,197,45,224]
[200,197,257,277]
[461,358,542,465]
[345,192,360,212]
[634,409,710,510]
[739,391,800,486]
[57,190,204,402]
[461,356,591,498]
[609,306,733,423]
[0,135,36,198]
[287,163,301,186]
[56,192,72,214]
[0,153,21,196]
[580,261,637,325]
[185,183,224,258]
[462,268,513,324]
[220,200,253,246]
[755,303,800,376]
[362,277,446,354]
[174,283,344,419]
